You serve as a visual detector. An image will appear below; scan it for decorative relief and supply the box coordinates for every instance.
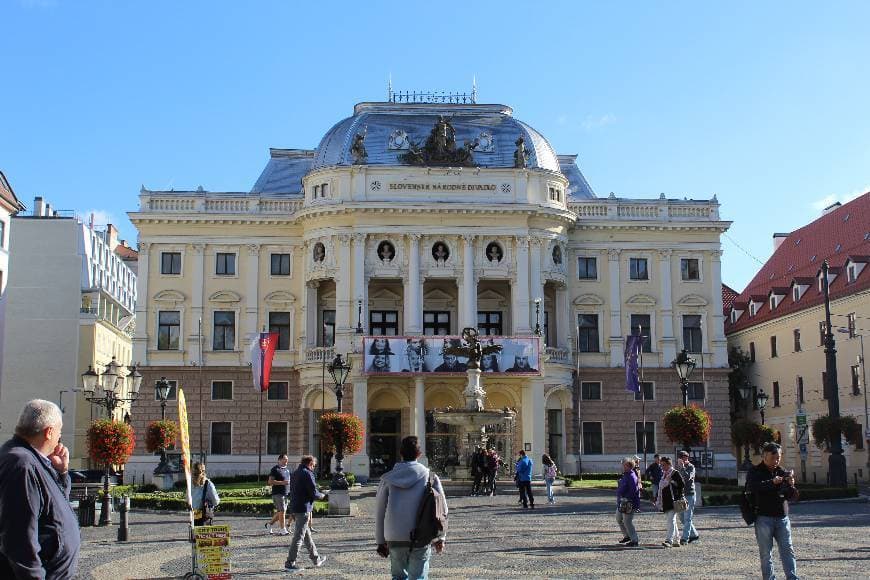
[485,242,504,263]
[513,136,529,168]
[608,248,621,260]
[388,129,410,150]
[351,129,367,164]
[476,131,495,152]
[552,245,563,266]
[399,116,478,167]
[137,241,151,254]
[370,180,382,191]
[431,241,450,263]
[658,248,673,259]
[247,244,260,256]
[189,243,206,255]
[312,242,326,263]
[377,240,396,263]
[501,183,511,194]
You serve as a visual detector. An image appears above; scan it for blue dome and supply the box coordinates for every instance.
[312,102,561,172]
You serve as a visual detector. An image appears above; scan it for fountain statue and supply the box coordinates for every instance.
[433,327,516,479]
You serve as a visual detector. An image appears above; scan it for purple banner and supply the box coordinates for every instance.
[625,334,642,393]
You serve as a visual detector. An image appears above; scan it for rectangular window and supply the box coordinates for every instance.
[630,314,652,353]
[634,381,655,401]
[770,335,778,358]
[773,381,780,407]
[687,382,705,402]
[210,422,231,455]
[635,421,656,454]
[852,365,861,395]
[270,253,291,276]
[267,381,289,401]
[370,310,399,336]
[581,381,601,400]
[213,311,235,351]
[211,380,233,400]
[269,312,291,350]
[322,310,335,347]
[848,313,857,338]
[793,329,801,352]
[477,311,503,336]
[682,315,702,353]
[157,311,181,350]
[577,314,600,353]
[267,422,288,455]
[153,379,178,401]
[577,257,597,280]
[797,376,805,404]
[423,311,451,336]
[161,252,182,275]
[680,258,700,281]
[582,422,603,455]
[749,342,756,362]
[629,258,649,280]
[215,252,236,276]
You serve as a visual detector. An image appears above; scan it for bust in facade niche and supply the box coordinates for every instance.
[432,242,449,262]
[313,242,326,263]
[377,241,395,262]
[486,242,503,263]
[552,245,562,265]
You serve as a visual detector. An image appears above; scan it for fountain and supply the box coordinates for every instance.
[432,328,516,479]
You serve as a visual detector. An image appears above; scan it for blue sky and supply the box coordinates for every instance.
[2,1,869,291]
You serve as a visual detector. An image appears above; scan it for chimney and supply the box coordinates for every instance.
[773,233,789,251]
[105,224,119,250]
[34,196,44,217]
[822,201,842,215]
[44,202,51,217]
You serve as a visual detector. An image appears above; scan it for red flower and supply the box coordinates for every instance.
[663,405,712,447]
[145,420,179,453]
[87,419,135,467]
[319,413,365,455]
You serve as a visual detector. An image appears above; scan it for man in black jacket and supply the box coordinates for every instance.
[0,399,80,579]
[747,443,799,580]
[284,456,326,571]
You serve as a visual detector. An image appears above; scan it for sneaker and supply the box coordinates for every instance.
[618,536,631,544]
[265,523,273,535]
[679,539,687,546]
[312,556,326,568]
[688,534,700,543]
[626,541,639,547]
[672,541,682,548]
[661,541,672,548]
[279,528,290,536]
[284,563,303,571]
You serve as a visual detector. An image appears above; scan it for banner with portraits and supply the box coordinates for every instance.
[363,336,541,376]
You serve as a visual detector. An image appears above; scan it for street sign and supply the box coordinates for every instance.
[688,447,715,469]
[796,410,807,427]
[799,442,808,459]
[796,425,809,446]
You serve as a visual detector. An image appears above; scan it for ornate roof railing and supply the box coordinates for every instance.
[569,196,721,222]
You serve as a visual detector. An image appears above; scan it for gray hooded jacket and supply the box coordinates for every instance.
[375,461,447,545]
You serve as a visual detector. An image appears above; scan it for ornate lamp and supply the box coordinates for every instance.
[756,388,770,425]
[671,349,696,406]
[326,354,353,491]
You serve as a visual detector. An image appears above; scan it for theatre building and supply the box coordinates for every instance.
[126,94,734,481]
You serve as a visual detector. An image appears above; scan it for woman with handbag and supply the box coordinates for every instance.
[615,457,640,547]
[191,461,220,526]
[541,454,558,504]
[656,456,685,547]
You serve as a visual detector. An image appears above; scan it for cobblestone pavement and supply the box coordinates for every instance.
[78,488,870,579]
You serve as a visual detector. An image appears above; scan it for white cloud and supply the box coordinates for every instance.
[811,186,868,211]
[582,114,616,131]
[81,209,117,227]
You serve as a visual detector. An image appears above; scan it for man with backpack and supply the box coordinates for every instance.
[375,436,447,580]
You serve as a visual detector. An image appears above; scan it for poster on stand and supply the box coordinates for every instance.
[363,336,541,375]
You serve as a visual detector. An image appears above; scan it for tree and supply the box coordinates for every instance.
[319,412,365,455]
[87,419,135,467]
[811,415,862,450]
[663,405,712,448]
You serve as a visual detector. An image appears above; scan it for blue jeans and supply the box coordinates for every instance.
[680,493,698,540]
[545,477,555,502]
[389,544,432,580]
[755,515,799,580]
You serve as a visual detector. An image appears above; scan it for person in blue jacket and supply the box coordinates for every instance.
[616,457,641,547]
[514,450,534,508]
[284,456,326,571]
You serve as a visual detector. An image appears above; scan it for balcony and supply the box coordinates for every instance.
[305,346,335,363]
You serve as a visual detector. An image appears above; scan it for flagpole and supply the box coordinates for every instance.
[198,317,205,466]
[638,325,647,472]
[575,322,582,479]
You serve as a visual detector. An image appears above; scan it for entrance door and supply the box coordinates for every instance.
[547,409,564,467]
[369,410,401,478]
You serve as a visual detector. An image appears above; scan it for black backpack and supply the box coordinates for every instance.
[410,472,448,548]
[739,477,757,526]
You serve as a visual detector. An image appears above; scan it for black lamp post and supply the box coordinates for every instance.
[755,388,770,425]
[327,354,353,490]
[671,349,696,407]
[154,377,173,474]
[81,358,143,526]
[356,299,364,334]
[533,298,542,337]
[738,383,755,470]
[821,260,847,486]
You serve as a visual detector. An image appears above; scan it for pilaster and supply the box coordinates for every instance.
[608,248,623,365]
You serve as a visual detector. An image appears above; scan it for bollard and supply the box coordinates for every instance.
[117,496,130,542]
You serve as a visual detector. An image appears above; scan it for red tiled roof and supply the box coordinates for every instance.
[726,193,870,334]
[722,283,739,314]
[114,244,139,260]
[0,171,26,213]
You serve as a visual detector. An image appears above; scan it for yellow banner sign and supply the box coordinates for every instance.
[178,388,193,516]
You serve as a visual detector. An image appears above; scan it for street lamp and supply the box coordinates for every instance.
[355,299,364,334]
[738,383,755,469]
[671,349,696,407]
[756,388,770,425]
[154,377,173,475]
[327,353,353,490]
[81,357,142,526]
[821,260,847,487]
[533,298,542,337]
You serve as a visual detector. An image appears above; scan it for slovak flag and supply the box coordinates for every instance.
[624,334,642,393]
[250,332,279,392]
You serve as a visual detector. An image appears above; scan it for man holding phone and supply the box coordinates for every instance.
[747,442,799,580]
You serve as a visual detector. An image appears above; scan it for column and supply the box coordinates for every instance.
[710,250,727,367]
[245,244,260,342]
[529,238,544,331]
[189,244,205,361]
[303,281,319,348]
[414,377,427,463]
[349,379,370,478]
[659,249,676,363]
[608,249,623,366]
[335,235,352,338]
[405,234,423,334]
[460,234,476,329]
[133,241,150,364]
[521,379,546,469]
[352,234,368,335]
[512,236,531,334]
[555,285,569,349]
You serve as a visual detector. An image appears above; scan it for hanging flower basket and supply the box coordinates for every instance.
[663,405,712,448]
[145,420,179,453]
[811,414,862,449]
[87,419,135,467]
[730,419,780,452]
[320,412,365,455]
